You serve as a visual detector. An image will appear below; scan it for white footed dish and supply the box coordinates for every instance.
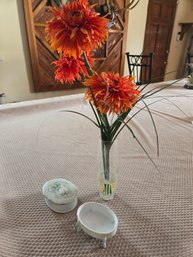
[76,202,118,248]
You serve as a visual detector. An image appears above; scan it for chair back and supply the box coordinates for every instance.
[187,53,193,75]
[126,52,154,85]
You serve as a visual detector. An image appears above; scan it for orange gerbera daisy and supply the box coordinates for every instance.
[53,53,94,84]
[84,72,140,114]
[45,0,109,57]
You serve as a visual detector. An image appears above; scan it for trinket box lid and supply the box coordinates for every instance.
[43,178,78,205]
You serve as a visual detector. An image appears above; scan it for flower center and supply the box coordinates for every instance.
[71,10,81,17]
[112,79,119,86]
[68,10,84,27]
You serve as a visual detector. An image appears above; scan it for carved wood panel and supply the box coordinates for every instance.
[24,0,129,92]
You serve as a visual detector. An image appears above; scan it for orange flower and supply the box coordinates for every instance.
[84,72,140,114]
[45,0,109,57]
[53,53,94,84]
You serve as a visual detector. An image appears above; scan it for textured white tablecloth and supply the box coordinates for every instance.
[0,80,193,257]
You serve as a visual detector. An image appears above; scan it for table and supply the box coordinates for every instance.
[0,80,193,257]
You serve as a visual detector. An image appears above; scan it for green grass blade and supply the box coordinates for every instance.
[112,96,176,141]
[60,110,99,127]
[97,100,157,166]
[141,78,184,99]
[141,99,159,156]
[162,98,188,117]
[89,101,101,127]
[114,119,158,169]
[88,87,110,136]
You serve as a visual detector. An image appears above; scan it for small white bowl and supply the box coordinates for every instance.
[77,202,118,248]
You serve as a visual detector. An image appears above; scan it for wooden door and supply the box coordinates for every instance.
[24,0,129,92]
[143,0,177,82]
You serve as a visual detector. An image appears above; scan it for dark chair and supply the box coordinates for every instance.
[187,53,193,75]
[126,52,154,85]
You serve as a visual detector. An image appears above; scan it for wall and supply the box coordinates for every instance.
[0,0,83,103]
[1,0,193,103]
[165,0,193,80]
[124,0,149,76]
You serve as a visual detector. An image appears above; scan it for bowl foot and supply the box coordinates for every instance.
[102,238,107,248]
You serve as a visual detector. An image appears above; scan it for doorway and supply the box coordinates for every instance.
[143,0,177,82]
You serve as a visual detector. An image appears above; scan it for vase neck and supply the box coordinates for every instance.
[101,140,113,148]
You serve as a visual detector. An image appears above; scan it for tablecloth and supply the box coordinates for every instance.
[0,80,193,257]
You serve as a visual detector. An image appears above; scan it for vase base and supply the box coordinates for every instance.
[98,174,117,200]
[99,192,115,201]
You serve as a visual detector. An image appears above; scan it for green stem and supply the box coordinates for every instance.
[82,52,94,76]
[102,141,112,180]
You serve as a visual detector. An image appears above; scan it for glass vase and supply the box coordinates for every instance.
[97,140,118,200]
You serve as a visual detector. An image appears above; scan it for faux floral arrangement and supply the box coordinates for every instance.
[45,0,162,200]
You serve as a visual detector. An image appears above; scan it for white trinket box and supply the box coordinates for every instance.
[42,178,78,213]
[76,202,118,248]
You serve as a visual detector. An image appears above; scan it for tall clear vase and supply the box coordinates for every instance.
[97,140,118,200]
